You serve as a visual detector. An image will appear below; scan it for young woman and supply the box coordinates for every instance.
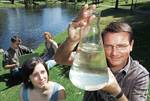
[42,32,58,69]
[20,57,65,101]
[42,32,58,62]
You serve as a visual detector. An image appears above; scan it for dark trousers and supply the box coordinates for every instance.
[9,68,23,86]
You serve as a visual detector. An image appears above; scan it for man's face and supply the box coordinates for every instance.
[103,32,134,68]
[12,40,21,49]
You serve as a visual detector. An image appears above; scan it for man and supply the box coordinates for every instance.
[54,4,149,101]
[3,35,33,83]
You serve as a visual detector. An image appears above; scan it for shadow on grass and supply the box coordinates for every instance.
[0,73,22,91]
[101,8,134,18]
[120,1,150,11]
[56,64,71,78]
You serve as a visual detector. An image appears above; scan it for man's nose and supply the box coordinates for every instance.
[111,46,118,56]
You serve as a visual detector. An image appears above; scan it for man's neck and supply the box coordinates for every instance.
[11,44,18,50]
[109,59,129,73]
[110,66,124,73]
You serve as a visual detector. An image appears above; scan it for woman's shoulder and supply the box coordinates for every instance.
[50,40,58,46]
[49,81,65,91]
[20,83,29,101]
[49,81,65,101]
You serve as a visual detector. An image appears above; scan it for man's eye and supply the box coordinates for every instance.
[104,45,111,48]
[117,45,129,49]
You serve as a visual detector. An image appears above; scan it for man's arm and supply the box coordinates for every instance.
[19,45,34,54]
[4,64,18,69]
[131,72,149,101]
[102,68,128,101]
[54,38,78,65]
[3,51,18,69]
[117,94,128,101]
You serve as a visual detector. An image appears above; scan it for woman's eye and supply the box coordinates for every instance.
[32,73,38,77]
[41,70,45,74]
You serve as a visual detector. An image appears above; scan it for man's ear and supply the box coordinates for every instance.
[130,40,134,51]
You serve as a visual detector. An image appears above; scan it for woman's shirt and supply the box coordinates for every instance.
[20,81,64,101]
[45,40,58,59]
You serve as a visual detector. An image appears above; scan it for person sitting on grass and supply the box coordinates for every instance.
[41,32,58,69]
[3,35,33,84]
[20,57,65,101]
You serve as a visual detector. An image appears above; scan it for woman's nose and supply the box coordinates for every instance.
[38,74,44,80]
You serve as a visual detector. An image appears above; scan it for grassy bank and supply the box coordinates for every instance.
[0,1,150,101]
[0,0,61,8]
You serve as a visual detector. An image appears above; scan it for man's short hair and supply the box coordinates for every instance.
[102,21,134,43]
[11,35,21,43]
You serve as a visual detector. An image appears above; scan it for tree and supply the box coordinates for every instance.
[92,0,101,4]
[74,0,77,4]
[9,0,14,4]
[115,0,119,9]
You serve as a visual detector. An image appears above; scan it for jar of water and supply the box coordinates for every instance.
[69,12,109,91]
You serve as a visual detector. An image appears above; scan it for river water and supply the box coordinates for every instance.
[0,5,78,50]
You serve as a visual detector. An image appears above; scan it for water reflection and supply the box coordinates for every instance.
[0,5,78,50]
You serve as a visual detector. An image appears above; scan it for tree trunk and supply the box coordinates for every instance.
[74,0,77,4]
[115,0,119,9]
[11,0,14,4]
[24,0,34,8]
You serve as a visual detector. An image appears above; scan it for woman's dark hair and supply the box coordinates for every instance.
[22,57,49,89]
[101,21,134,44]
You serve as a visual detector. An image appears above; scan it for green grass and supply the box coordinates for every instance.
[0,1,61,8]
[0,0,150,101]
[0,2,24,8]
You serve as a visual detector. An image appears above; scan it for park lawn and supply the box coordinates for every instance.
[0,0,150,101]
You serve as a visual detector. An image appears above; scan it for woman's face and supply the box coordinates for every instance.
[44,34,49,40]
[44,33,52,41]
[29,63,48,89]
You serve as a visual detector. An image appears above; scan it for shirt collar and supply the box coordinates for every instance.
[119,56,131,75]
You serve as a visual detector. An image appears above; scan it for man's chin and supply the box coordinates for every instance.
[109,61,121,68]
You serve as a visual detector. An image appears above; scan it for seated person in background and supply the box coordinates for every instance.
[20,57,65,101]
[3,35,33,82]
[42,32,58,69]
[54,4,149,101]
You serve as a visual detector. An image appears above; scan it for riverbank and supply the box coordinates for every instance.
[0,0,61,8]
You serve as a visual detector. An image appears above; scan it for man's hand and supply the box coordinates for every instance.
[68,4,96,43]
[16,61,20,67]
[54,4,96,65]
[102,68,121,96]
